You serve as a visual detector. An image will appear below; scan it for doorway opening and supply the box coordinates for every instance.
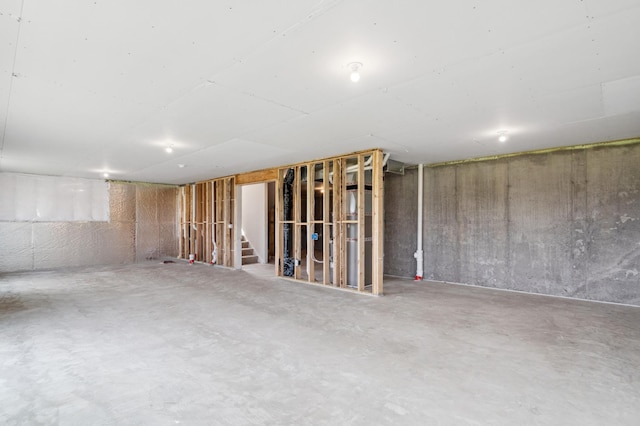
[240,182,276,268]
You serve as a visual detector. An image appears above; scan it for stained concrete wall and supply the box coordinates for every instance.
[383,169,418,277]
[0,181,178,272]
[384,143,640,305]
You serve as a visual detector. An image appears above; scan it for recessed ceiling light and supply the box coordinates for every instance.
[165,146,173,153]
[348,62,362,82]
[103,172,110,178]
[498,130,509,143]
[178,164,185,168]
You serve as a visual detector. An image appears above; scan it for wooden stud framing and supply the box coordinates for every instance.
[222,180,228,266]
[331,158,342,287]
[189,184,196,260]
[306,163,315,283]
[187,184,192,259]
[178,176,235,268]
[372,149,384,295]
[275,169,284,277]
[214,180,222,265]
[204,181,210,264]
[357,154,366,292]
[322,160,331,285]
[178,186,185,258]
[223,177,232,267]
[178,148,384,295]
[340,158,349,288]
[195,182,203,262]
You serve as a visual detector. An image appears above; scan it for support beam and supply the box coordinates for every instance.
[372,150,384,295]
[236,168,278,185]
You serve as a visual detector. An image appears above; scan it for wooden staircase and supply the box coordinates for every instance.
[241,235,259,265]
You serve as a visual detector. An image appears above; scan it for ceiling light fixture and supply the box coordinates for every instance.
[102,172,110,178]
[498,130,509,143]
[178,164,185,168]
[348,62,362,82]
[165,146,174,153]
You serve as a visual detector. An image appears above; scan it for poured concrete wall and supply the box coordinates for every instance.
[384,142,640,305]
[383,169,418,277]
[0,181,178,272]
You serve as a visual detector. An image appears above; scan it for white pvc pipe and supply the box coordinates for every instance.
[414,164,424,280]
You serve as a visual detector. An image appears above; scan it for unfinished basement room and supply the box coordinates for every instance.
[1,1,639,425]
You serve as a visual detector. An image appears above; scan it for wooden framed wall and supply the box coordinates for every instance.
[275,149,384,295]
[179,177,235,267]
[178,149,384,295]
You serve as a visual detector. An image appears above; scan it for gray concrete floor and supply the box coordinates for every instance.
[1,262,639,425]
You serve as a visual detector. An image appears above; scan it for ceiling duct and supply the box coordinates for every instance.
[384,159,405,175]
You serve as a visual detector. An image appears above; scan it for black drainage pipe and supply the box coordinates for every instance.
[282,168,295,276]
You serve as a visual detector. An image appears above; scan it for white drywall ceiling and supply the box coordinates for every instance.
[1,0,639,184]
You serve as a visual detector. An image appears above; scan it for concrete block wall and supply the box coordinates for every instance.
[384,142,640,305]
[0,181,178,272]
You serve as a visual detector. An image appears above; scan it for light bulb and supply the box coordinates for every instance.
[498,131,508,143]
[165,147,173,153]
[348,62,362,83]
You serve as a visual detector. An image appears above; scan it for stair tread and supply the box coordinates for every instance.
[242,254,259,265]
[241,236,258,264]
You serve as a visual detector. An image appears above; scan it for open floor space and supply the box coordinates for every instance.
[2,2,640,424]
[2,263,639,425]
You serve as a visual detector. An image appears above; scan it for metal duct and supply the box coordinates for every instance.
[282,168,295,276]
